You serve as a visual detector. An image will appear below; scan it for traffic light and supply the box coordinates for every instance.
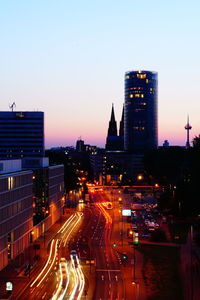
[133,232,139,245]
[113,242,117,247]
[122,254,127,261]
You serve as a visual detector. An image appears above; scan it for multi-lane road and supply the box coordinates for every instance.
[19,187,155,300]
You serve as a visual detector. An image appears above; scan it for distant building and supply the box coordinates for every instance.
[90,150,144,185]
[76,139,85,152]
[0,111,44,159]
[124,70,158,153]
[163,140,169,148]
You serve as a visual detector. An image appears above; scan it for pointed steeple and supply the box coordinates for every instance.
[107,103,117,137]
[119,105,124,137]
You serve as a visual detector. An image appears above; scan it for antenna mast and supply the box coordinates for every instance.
[9,102,16,112]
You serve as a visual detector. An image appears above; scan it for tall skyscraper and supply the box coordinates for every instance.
[124,70,158,153]
[0,111,44,159]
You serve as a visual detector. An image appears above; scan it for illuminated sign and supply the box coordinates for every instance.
[6,282,13,291]
[122,209,131,216]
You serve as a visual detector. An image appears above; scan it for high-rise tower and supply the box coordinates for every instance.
[124,70,158,153]
[185,116,192,149]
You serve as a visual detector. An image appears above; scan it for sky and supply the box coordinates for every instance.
[0,0,200,148]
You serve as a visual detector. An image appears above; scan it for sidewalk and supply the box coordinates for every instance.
[0,214,71,300]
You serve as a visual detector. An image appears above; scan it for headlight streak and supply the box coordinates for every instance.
[76,257,85,300]
[30,212,84,298]
[51,260,70,300]
[30,239,57,288]
[36,239,58,287]
[68,254,85,300]
[63,213,83,247]
[58,214,76,234]
[69,259,79,300]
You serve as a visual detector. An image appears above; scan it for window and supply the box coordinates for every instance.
[8,177,15,190]
[133,126,145,130]
[137,73,146,79]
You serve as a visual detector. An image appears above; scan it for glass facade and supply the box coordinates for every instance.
[124,71,158,153]
[0,111,44,159]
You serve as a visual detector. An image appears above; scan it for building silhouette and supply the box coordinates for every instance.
[124,70,158,153]
[105,104,124,151]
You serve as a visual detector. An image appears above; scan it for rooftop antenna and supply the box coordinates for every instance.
[9,102,16,112]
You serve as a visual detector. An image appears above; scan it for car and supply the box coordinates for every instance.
[60,257,66,263]
[148,226,155,232]
[70,250,77,257]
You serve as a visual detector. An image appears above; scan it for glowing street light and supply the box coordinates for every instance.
[137,175,143,181]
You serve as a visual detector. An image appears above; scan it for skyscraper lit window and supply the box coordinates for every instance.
[124,70,158,153]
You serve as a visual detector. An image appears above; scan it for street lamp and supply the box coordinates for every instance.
[137,174,143,181]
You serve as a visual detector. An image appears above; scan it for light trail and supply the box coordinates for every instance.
[63,213,83,247]
[69,259,79,300]
[36,239,58,287]
[30,212,84,299]
[68,254,85,300]
[31,213,78,288]
[51,259,70,300]
[58,214,76,234]
[30,239,57,288]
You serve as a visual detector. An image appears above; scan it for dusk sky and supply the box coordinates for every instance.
[0,0,200,148]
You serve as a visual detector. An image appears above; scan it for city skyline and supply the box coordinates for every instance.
[0,0,200,148]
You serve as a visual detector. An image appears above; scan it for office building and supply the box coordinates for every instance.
[0,111,44,159]
[124,70,158,153]
[0,160,33,271]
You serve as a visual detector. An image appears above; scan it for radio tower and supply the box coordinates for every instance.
[184,115,192,148]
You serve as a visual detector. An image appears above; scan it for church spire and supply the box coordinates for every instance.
[107,103,117,137]
[119,105,124,137]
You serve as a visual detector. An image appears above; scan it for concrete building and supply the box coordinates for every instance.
[32,164,64,227]
[0,160,33,271]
